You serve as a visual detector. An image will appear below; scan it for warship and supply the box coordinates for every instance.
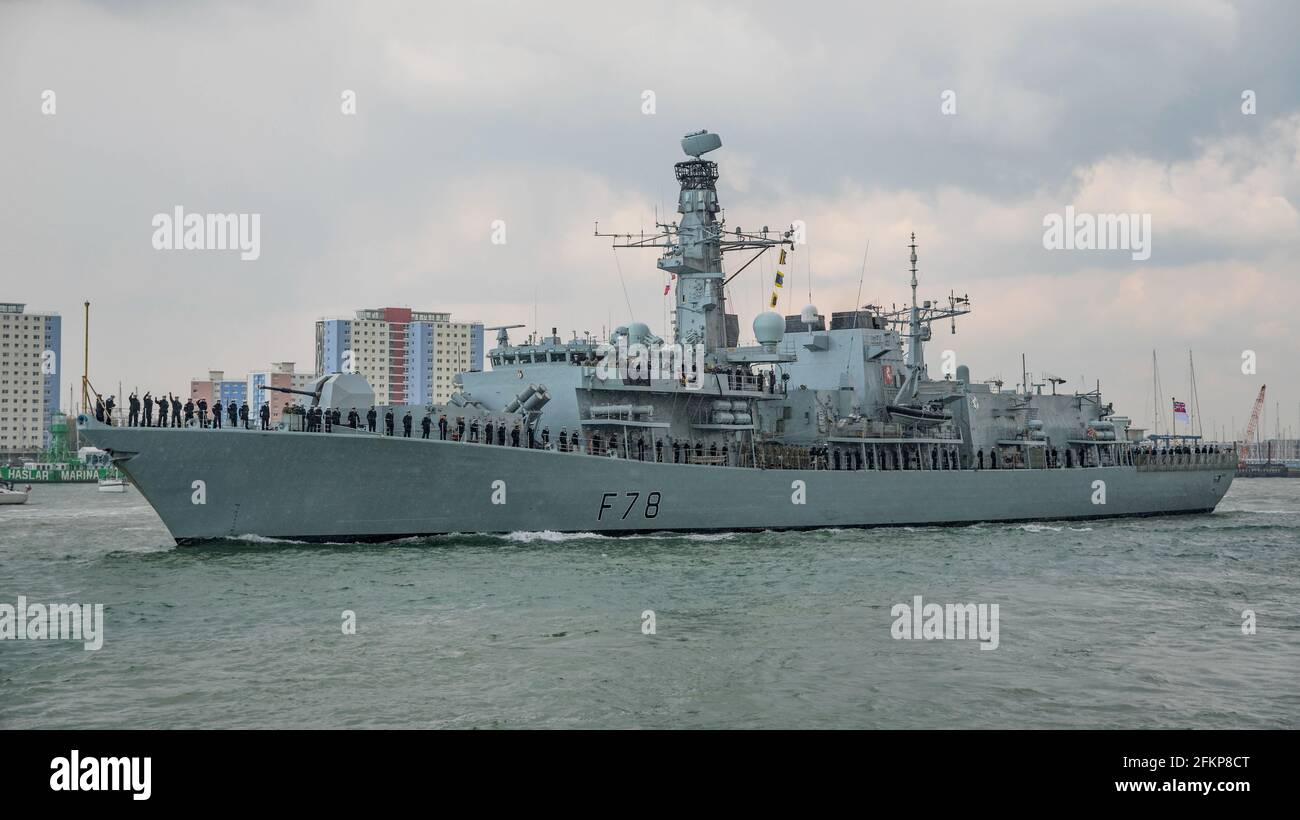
[78,130,1234,544]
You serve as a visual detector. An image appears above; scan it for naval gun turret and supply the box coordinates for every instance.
[258,372,376,410]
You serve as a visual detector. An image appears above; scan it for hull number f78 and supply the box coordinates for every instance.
[598,491,661,521]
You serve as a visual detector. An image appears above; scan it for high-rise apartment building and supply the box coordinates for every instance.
[315,307,483,406]
[0,302,60,455]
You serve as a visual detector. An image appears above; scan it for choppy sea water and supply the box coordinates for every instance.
[1,480,1297,729]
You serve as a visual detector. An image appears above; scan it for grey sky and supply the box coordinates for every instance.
[2,0,1297,438]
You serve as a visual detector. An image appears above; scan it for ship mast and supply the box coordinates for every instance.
[82,301,90,413]
[907,233,922,377]
[594,130,794,362]
[877,235,971,402]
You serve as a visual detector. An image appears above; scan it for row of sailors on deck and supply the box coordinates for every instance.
[99,393,272,430]
[802,443,1231,471]
[95,393,1237,471]
[708,365,779,394]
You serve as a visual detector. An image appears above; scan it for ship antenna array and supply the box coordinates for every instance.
[876,236,972,341]
[593,220,797,254]
[909,233,919,310]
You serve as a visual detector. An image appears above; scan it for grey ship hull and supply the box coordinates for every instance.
[80,422,1233,545]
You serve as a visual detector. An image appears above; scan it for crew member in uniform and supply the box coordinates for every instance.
[421,414,431,439]
[438,414,448,440]
[349,408,360,429]
[510,425,520,447]
[239,401,250,429]
[385,409,394,436]
[212,400,223,429]
[128,392,139,427]
[259,402,270,430]
[367,407,377,432]
[402,411,412,438]
[228,400,238,430]
[142,392,153,427]
[95,397,105,422]
[198,397,208,427]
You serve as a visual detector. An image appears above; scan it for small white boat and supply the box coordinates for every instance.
[97,478,128,493]
[0,482,30,505]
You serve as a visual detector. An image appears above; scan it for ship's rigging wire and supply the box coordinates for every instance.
[611,247,635,322]
[789,245,802,316]
[844,240,870,374]
[853,240,870,318]
[723,248,768,285]
[1189,350,1204,439]
[807,242,814,304]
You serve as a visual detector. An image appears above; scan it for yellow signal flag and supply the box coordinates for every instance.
[774,271,784,288]
[779,249,787,265]
[769,293,778,308]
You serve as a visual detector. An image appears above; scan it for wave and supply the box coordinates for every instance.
[231,533,314,545]
[1231,509,1300,515]
[496,530,611,543]
[1008,523,1064,533]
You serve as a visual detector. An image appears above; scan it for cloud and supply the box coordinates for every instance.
[1,0,1297,438]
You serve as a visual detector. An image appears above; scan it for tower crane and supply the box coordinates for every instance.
[1239,384,1267,469]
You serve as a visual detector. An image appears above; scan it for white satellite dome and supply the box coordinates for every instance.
[627,322,651,344]
[800,304,819,324]
[753,311,785,346]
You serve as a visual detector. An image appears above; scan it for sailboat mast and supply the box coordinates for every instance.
[1151,350,1162,437]
[1189,350,1204,439]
